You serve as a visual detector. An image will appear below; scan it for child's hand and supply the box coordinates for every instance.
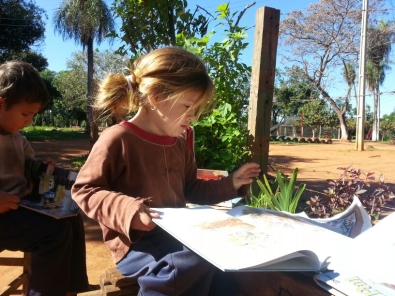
[0,191,20,213]
[130,203,160,231]
[232,163,261,190]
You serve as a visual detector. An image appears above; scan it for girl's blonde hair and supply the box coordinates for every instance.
[95,46,215,120]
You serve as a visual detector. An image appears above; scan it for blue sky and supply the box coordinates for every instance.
[33,0,395,116]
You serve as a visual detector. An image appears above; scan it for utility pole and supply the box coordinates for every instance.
[356,0,369,151]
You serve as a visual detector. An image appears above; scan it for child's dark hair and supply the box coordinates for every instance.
[0,60,49,110]
[95,46,216,120]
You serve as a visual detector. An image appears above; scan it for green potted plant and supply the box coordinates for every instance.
[248,168,306,213]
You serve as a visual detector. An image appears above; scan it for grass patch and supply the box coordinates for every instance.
[21,126,89,141]
[70,154,89,171]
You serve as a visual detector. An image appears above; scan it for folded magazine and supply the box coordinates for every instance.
[20,159,80,219]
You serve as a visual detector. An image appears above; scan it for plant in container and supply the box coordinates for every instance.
[248,168,306,213]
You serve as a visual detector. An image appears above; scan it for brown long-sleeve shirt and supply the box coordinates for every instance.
[0,133,34,198]
[72,122,242,263]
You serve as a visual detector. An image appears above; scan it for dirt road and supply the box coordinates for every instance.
[1,139,394,289]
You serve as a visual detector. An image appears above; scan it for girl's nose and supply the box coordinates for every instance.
[186,114,195,122]
[186,108,196,121]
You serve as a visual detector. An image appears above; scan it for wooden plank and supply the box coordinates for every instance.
[101,285,120,296]
[76,290,103,296]
[247,6,280,176]
[102,284,139,296]
[0,273,26,296]
[105,268,137,288]
[0,258,24,266]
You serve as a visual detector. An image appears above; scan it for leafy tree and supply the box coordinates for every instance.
[53,70,86,127]
[299,100,338,138]
[179,3,254,171]
[0,0,46,64]
[347,104,374,139]
[53,0,115,146]
[40,69,61,106]
[279,0,386,141]
[366,20,394,141]
[380,112,395,140]
[50,50,125,127]
[34,70,61,126]
[1,50,48,71]
[273,67,319,126]
[110,0,211,56]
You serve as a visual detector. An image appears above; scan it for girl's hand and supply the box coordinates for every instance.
[130,203,160,231]
[232,163,261,190]
[0,191,20,214]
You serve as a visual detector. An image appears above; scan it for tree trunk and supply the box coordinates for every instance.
[87,38,99,148]
[316,85,349,141]
[371,86,380,141]
[372,91,378,141]
[338,112,349,141]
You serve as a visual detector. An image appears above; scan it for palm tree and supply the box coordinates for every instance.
[53,0,115,145]
[342,62,357,109]
[366,20,393,141]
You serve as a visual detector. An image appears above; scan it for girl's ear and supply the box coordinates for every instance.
[147,94,160,108]
[0,97,5,110]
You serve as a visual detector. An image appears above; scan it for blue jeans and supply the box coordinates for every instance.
[0,207,88,296]
[117,227,238,296]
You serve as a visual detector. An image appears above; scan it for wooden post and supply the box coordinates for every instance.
[248,7,280,175]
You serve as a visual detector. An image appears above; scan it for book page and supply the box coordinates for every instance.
[315,270,395,296]
[329,212,395,287]
[152,206,350,272]
[296,196,372,238]
[227,206,352,269]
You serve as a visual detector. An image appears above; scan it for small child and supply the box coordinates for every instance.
[72,46,261,295]
[0,60,91,296]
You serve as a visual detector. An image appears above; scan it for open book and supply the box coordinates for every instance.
[315,211,395,296]
[19,159,80,219]
[152,205,355,272]
[153,200,394,293]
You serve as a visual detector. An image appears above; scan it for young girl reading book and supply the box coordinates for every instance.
[71,46,261,295]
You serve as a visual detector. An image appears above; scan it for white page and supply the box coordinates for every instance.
[152,206,351,272]
[227,206,352,268]
[330,212,395,286]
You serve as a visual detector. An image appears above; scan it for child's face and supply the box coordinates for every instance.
[0,98,42,134]
[150,91,200,137]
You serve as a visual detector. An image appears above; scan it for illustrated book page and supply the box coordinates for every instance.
[324,211,395,295]
[292,196,372,238]
[152,206,352,272]
[315,269,395,296]
[19,159,80,219]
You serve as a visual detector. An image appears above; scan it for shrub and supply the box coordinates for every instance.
[304,165,394,221]
[248,168,306,213]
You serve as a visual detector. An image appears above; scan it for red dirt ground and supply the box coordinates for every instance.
[1,139,395,289]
